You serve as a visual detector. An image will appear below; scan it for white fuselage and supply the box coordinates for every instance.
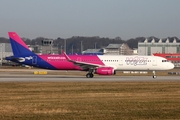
[98,55,174,71]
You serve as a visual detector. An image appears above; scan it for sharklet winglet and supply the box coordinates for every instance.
[62,51,73,62]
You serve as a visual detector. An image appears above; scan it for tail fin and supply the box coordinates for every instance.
[8,32,34,56]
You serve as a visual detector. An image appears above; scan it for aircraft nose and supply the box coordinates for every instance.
[169,63,174,69]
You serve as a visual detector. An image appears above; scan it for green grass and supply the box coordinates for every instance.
[0,82,180,120]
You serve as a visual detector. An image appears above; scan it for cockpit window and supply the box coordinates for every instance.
[162,60,168,62]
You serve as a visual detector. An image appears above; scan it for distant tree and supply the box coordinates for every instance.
[126,37,145,49]
[115,37,122,40]
[1,35,180,53]
[22,38,31,45]
[0,37,9,43]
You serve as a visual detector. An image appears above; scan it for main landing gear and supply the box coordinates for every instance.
[86,69,94,78]
[86,73,94,78]
[152,71,157,79]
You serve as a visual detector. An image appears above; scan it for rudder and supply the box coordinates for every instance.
[8,32,34,56]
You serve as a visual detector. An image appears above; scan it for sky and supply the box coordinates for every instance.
[0,0,180,40]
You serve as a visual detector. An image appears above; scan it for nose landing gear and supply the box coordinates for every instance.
[152,71,157,79]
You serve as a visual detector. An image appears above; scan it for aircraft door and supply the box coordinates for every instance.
[119,58,123,66]
[32,56,37,64]
[152,57,157,66]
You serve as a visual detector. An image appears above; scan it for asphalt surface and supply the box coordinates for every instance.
[0,68,179,82]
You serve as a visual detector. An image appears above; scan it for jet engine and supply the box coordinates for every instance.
[95,67,116,75]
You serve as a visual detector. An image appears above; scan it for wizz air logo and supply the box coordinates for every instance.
[125,57,148,66]
[19,56,33,62]
[25,56,33,60]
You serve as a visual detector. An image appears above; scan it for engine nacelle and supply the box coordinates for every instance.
[95,67,116,75]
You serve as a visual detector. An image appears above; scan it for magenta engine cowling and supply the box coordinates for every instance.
[95,67,116,75]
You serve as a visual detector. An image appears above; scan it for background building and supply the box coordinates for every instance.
[104,43,132,55]
[82,49,103,55]
[138,38,180,55]
[37,39,59,54]
[0,43,13,65]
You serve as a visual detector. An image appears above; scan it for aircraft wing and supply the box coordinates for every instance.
[62,51,105,70]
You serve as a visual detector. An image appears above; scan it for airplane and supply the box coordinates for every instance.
[6,32,174,78]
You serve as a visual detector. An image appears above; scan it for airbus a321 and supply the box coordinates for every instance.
[6,32,174,78]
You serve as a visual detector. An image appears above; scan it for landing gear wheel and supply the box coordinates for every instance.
[86,74,90,78]
[90,74,94,78]
[86,73,94,78]
[153,75,157,79]
[152,71,156,79]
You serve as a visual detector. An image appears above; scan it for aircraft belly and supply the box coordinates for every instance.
[117,64,152,71]
[117,65,163,71]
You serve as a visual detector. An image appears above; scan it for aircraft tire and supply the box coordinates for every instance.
[86,73,94,78]
[153,75,157,79]
[90,74,94,78]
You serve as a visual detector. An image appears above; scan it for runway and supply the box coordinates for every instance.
[0,74,179,82]
[0,68,179,82]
